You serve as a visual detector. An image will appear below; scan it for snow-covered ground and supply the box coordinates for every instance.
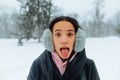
[0,36,120,80]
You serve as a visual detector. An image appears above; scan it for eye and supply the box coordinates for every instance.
[67,32,74,37]
[55,32,61,37]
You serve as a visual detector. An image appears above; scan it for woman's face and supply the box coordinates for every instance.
[52,21,75,59]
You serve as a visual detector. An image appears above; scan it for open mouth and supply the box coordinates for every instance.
[60,47,69,58]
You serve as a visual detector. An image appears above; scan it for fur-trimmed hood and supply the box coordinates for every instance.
[41,28,86,53]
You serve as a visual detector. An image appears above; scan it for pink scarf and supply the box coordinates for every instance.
[51,52,77,75]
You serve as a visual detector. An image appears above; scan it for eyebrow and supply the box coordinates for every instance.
[54,29,74,32]
[68,30,74,32]
[54,29,61,32]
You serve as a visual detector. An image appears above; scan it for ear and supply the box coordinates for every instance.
[74,28,86,52]
[41,29,54,52]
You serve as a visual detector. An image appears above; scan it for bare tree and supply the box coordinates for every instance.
[114,10,120,36]
[0,8,14,38]
[0,6,21,38]
[87,0,106,37]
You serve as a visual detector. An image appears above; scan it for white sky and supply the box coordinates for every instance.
[52,0,120,19]
[0,0,20,8]
[0,0,120,19]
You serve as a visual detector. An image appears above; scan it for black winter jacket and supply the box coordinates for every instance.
[27,49,100,80]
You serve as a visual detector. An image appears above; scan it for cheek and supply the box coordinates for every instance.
[53,37,59,49]
[70,38,75,48]
[72,38,75,43]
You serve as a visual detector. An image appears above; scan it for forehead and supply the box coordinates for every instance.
[53,21,75,31]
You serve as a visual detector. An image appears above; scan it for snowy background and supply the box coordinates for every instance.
[0,0,120,80]
[0,37,120,80]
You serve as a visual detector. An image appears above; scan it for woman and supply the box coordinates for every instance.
[27,16,100,80]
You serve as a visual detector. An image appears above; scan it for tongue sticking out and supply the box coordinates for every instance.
[61,48,69,58]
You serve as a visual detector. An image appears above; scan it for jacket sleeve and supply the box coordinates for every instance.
[85,59,100,80]
[27,60,37,80]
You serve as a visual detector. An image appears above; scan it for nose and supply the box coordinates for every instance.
[60,35,68,45]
